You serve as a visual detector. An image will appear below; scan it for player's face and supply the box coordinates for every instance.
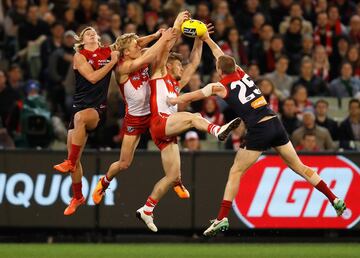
[171,60,184,80]
[83,29,99,45]
[127,39,142,59]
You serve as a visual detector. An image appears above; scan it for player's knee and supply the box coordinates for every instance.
[74,112,85,126]
[118,159,131,170]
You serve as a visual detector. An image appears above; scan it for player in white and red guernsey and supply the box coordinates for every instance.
[168,33,346,236]
[92,13,190,204]
[135,21,241,232]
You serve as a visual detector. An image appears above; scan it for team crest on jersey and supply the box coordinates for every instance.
[88,60,94,65]
[132,75,140,81]
[127,126,135,133]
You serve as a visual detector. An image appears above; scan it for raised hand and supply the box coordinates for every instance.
[161,28,177,41]
[174,10,191,29]
[111,50,119,63]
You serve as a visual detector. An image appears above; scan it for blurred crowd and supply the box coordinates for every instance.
[1,0,360,152]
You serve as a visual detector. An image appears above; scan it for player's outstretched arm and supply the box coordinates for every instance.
[119,28,177,74]
[179,37,203,88]
[74,51,119,84]
[168,82,226,105]
[201,31,224,60]
[137,29,165,48]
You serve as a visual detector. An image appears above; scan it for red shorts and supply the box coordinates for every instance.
[121,113,151,136]
[150,114,177,150]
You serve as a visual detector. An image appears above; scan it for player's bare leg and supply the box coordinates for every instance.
[92,134,140,204]
[274,142,346,216]
[54,108,99,173]
[137,143,181,232]
[166,112,241,141]
[204,148,261,236]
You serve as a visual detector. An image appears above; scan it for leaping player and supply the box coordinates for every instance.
[135,17,241,232]
[92,12,191,206]
[168,32,346,236]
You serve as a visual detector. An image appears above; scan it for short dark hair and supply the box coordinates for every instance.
[167,52,183,63]
[349,98,360,108]
[315,99,329,107]
[303,131,316,139]
[282,97,296,105]
[217,55,236,74]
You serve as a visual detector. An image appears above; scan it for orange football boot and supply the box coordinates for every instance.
[173,183,190,199]
[64,196,85,216]
[54,160,76,173]
[92,177,106,205]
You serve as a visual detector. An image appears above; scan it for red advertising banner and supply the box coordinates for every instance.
[233,155,360,229]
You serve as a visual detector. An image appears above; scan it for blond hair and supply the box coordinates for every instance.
[112,33,139,57]
[73,26,101,52]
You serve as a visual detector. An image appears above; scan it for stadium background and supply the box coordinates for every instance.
[0,0,360,257]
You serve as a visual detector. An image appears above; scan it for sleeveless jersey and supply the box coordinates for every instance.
[149,73,180,116]
[73,47,112,109]
[220,68,275,127]
[118,64,151,116]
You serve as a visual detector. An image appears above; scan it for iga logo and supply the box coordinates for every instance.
[233,156,360,229]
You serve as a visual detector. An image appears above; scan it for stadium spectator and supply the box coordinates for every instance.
[314,11,338,56]
[213,18,227,42]
[143,11,159,35]
[295,131,320,152]
[270,0,294,32]
[7,64,24,98]
[211,0,235,28]
[282,17,303,75]
[244,12,265,48]
[220,27,248,66]
[40,22,65,83]
[225,122,246,151]
[48,30,75,117]
[0,70,20,125]
[38,0,54,17]
[4,0,28,39]
[334,0,356,25]
[300,0,317,26]
[177,42,191,63]
[292,57,329,96]
[247,62,261,82]
[315,99,338,140]
[257,78,282,113]
[346,45,360,78]
[329,62,360,98]
[250,23,274,73]
[301,34,314,58]
[236,0,265,34]
[292,84,314,120]
[291,111,336,151]
[313,45,330,82]
[183,131,201,151]
[348,14,360,45]
[338,98,360,150]
[96,3,111,33]
[74,0,97,25]
[63,8,78,32]
[327,5,347,36]
[186,72,203,113]
[194,1,211,25]
[329,35,350,80]
[104,14,122,42]
[265,55,294,97]
[279,2,313,36]
[280,97,301,135]
[200,96,225,126]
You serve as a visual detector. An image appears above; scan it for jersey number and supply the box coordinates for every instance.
[230,74,261,104]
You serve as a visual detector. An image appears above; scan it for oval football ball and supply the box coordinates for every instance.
[181,19,207,38]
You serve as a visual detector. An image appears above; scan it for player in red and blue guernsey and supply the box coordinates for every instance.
[53,27,119,215]
[168,31,346,236]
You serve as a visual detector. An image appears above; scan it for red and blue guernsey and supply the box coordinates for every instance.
[73,47,112,109]
[220,68,275,127]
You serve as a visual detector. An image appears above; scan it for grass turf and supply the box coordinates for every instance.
[0,243,359,258]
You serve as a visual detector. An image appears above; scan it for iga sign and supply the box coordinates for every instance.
[0,173,117,207]
[233,156,360,229]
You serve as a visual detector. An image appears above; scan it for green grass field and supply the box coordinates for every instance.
[0,243,359,258]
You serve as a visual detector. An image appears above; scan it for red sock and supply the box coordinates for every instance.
[315,180,337,204]
[72,182,83,200]
[143,196,158,215]
[101,174,111,189]
[68,144,81,166]
[207,123,220,136]
[217,200,232,220]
